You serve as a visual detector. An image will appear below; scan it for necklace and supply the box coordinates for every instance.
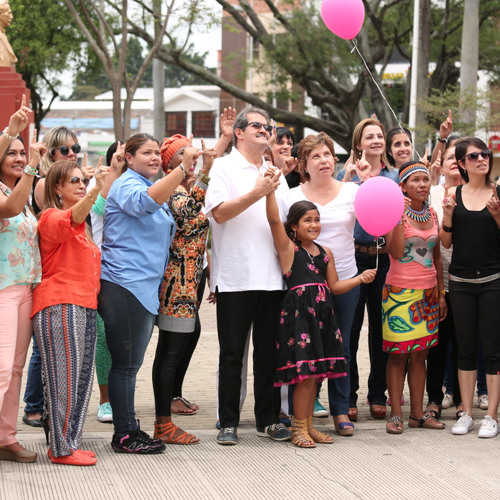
[303,247,317,265]
[405,204,431,223]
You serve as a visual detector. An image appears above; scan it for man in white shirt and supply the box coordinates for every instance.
[205,106,291,445]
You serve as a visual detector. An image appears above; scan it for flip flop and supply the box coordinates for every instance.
[171,397,197,415]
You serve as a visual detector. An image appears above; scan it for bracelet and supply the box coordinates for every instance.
[442,224,453,232]
[437,137,447,144]
[2,128,17,141]
[178,164,187,178]
[439,289,446,296]
[87,192,96,204]
[24,165,37,176]
[197,172,210,184]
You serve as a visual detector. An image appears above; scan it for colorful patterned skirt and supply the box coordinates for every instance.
[382,285,439,354]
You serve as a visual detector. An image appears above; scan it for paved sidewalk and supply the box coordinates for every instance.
[3,297,500,499]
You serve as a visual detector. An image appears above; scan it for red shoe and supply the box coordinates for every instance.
[48,449,97,466]
[48,448,96,459]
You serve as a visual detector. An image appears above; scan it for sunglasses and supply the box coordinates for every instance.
[68,176,90,186]
[56,144,81,156]
[245,122,273,134]
[465,150,492,162]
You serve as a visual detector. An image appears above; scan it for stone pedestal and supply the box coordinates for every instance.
[0,66,32,147]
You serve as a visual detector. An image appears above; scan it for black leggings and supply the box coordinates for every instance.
[449,277,500,374]
[153,329,191,416]
[171,270,206,398]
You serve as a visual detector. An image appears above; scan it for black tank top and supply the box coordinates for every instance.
[450,185,500,278]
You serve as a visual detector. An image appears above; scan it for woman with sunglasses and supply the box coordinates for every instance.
[34,126,88,211]
[440,138,500,438]
[31,160,110,466]
[0,102,45,464]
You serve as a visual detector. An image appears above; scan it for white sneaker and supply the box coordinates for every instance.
[478,394,489,410]
[478,416,499,439]
[97,402,113,423]
[451,412,474,435]
[442,393,453,409]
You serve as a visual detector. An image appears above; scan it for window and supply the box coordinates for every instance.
[192,111,216,138]
[165,112,186,136]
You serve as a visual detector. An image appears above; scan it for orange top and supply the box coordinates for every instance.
[31,208,101,318]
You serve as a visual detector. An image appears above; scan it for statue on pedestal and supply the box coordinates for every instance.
[0,1,17,68]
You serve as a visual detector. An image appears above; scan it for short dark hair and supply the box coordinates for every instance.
[455,137,493,185]
[276,127,295,145]
[284,200,319,244]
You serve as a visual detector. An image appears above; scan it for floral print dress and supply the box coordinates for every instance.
[274,243,347,386]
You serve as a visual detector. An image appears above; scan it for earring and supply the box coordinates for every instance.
[293,230,296,240]
[304,170,308,174]
[57,193,63,206]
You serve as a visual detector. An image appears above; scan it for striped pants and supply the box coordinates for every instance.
[33,304,96,457]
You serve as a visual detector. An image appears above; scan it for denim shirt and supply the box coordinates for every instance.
[337,166,399,245]
[100,169,176,314]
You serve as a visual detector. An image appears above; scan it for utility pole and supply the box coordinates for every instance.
[153,0,165,141]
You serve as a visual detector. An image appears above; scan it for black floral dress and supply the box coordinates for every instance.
[274,243,347,386]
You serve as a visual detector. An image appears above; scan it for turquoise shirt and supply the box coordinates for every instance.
[0,182,41,290]
[100,169,176,314]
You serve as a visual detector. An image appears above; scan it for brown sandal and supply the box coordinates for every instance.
[154,421,200,444]
[307,417,333,443]
[408,413,445,429]
[386,416,403,434]
[291,417,316,448]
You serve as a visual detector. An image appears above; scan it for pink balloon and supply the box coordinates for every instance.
[321,0,365,40]
[354,177,404,237]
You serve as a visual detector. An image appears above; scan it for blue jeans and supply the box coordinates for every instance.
[350,252,389,406]
[23,335,44,414]
[98,280,156,437]
[328,283,360,416]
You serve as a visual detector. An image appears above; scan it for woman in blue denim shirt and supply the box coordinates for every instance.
[98,133,187,455]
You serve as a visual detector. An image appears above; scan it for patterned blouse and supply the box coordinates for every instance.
[0,181,42,290]
[158,176,209,332]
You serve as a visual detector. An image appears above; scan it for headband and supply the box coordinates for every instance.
[399,162,429,183]
[160,134,189,173]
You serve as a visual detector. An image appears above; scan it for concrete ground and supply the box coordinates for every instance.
[2,295,500,500]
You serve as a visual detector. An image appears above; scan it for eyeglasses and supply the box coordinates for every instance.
[465,150,492,162]
[56,144,81,156]
[245,122,273,134]
[68,176,90,186]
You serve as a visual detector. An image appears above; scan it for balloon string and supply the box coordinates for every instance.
[350,38,422,159]
[376,239,379,270]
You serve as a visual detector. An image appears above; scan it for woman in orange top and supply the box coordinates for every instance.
[32,160,109,466]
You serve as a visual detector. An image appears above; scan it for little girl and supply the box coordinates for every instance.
[266,178,376,448]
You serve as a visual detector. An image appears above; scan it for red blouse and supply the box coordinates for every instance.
[31,208,101,318]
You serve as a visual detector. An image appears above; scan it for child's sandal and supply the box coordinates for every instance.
[291,417,316,448]
[307,417,333,443]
